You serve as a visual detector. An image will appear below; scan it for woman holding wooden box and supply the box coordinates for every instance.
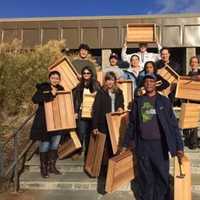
[73,66,100,159]
[92,72,124,167]
[30,71,64,178]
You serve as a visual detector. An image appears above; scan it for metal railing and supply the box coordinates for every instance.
[0,111,36,192]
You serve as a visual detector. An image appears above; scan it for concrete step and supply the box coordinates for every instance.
[26,153,200,174]
[28,162,200,174]
[20,171,200,194]
[20,172,97,191]
[25,147,200,168]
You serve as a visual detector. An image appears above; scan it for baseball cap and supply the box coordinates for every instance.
[143,73,157,81]
[109,53,118,60]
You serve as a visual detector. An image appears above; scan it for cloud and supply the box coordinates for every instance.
[156,0,200,14]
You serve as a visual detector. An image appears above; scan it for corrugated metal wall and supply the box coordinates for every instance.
[0,14,200,49]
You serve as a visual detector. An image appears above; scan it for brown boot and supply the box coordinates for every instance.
[49,150,61,175]
[40,152,49,178]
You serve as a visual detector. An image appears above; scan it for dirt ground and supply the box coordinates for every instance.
[0,190,41,200]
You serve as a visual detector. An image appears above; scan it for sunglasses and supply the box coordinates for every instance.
[82,72,91,75]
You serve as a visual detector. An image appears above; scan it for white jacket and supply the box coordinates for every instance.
[121,44,162,70]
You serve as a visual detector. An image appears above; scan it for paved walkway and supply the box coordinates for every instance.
[0,190,134,200]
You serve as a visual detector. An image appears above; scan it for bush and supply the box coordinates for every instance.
[0,39,65,132]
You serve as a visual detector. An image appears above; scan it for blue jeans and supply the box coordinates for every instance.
[39,135,61,153]
[77,119,92,155]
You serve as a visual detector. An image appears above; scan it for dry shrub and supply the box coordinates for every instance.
[0,39,65,135]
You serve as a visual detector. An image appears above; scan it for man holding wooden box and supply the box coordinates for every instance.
[156,48,181,74]
[122,73,184,200]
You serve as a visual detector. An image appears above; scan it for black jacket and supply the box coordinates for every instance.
[123,94,183,157]
[72,79,100,115]
[92,87,124,134]
[30,82,64,141]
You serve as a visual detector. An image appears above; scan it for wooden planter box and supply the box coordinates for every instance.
[97,70,103,86]
[81,92,96,118]
[58,131,81,159]
[179,103,200,129]
[174,155,192,200]
[157,65,180,96]
[44,91,76,132]
[85,132,106,177]
[106,112,129,154]
[175,76,200,102]
[105,150,135,193]
[117,80,133,110]
[48,56,79,91]
[127,24,156,43]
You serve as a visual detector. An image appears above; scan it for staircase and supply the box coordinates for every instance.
[19,147,200,200]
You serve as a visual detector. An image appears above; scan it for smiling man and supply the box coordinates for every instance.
[122,73,184,200]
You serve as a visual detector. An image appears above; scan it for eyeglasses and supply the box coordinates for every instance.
[82,72,91,75]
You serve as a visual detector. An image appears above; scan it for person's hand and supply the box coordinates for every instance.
[177,150,184,164]
[117,107,124,113]
[77,74,82,81]
[119,147,128,155]
[123,37,127,48]
[93,129,99,135]
[74,113,78,119]
[51,86,57,96]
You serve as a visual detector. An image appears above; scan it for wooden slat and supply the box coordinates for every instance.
[106,112,129,154]
[58,131,81,159]
[63,92,76,129]
[117,80,133,110]
[105,150,135,193]
[97,70,103,86]
[57,94,68,128]
[176,77,200,101]
[81,92,96,118]
[52,97,62,129]
[48,56,79,91]
[44,101,55,131]
[174,155,192,200]
[127,24,156,43]
[179,103,200,129]
[85,132,106,177]
[44,91,76,132]
[157,65,180,96]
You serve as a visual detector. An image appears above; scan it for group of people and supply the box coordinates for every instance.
[30,42,200,199]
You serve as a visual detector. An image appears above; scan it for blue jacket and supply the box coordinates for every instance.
[123,68,139,96]
[123,94,184,156]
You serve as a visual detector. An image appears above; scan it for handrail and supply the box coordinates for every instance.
[2,111,36,149]
[5,140,34,177]
[0,111,36,192]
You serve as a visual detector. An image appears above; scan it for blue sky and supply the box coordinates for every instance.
[0,0,200,18]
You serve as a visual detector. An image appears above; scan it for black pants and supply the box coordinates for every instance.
[136,139,169,200]
[183,128,198,149]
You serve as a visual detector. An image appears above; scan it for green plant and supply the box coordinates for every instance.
[0,39,65,134]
